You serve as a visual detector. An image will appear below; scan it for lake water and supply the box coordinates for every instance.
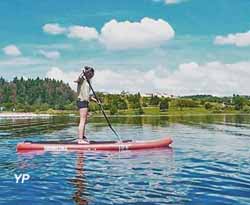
[0,115,250,205]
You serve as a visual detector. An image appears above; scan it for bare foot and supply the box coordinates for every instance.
[78,139,89,144]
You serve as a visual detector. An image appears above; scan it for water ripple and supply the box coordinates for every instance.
[0,116,250,204]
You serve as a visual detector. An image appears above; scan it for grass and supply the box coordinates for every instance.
[7,105,240,117]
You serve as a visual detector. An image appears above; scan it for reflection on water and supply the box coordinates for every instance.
[2,114,250,139]
[0,116,76,138]
[0,115,250,204]
[70,152,88,205]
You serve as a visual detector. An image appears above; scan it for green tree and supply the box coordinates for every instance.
[233,94,246,110]
[142,96,149,107]
[40,103,50,111]
[117,98,128,110]
[204,102,213,110]
[0,77,77,111]
[149,95,160,106]
[89,102,99,112]
[174,98,199,110]
[127,93,141,109]
[160,98,169,111]
[110,104,118,115]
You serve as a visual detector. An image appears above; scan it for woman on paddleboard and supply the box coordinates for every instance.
[75,66,97,144]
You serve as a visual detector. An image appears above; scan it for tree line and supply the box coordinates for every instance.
[0,77,75,112]
[0,77,249,114]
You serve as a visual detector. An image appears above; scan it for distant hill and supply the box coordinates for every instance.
[0,77,76,111]
[0,77,248,114]
[181,95,232,103]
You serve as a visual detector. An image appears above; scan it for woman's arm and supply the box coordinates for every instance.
[74,71,85,83]
[90,96,99,103]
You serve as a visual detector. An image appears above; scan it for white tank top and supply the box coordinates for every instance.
[77,78,90,101]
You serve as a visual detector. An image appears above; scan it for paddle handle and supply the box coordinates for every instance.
[86,78,122,141]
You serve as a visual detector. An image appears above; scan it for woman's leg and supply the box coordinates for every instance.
[78,108,88,141]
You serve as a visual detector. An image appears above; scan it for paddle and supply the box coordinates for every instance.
[85,75,122,142]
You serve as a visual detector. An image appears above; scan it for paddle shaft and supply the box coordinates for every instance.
[85,78,122,141]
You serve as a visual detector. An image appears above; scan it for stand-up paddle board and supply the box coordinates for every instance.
[16,137,172,152]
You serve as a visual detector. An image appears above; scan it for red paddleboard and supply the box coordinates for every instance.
[16,137,172,152]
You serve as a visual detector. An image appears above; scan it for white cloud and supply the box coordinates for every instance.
[3,45,22,56]
[42,24,98,40]
[43,18,175,50]
[46,67,79,90]
[67,26,98,40]
[46,61,250,96]
[39,50,60,59]
[214,31,250,47]
[99,17,175,50]
[0,57,42,67]
[43,23,66,35]
[46,67,161,92]
[157,61,250,95]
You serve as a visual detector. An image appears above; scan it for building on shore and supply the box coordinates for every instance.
[141,92,175,98]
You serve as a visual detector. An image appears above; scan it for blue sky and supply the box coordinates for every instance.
[1,0,250,95]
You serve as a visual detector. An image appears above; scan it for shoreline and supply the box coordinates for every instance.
[0,112,51,118]
[0,111,247,119]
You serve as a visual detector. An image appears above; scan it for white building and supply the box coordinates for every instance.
[141,92,175,98]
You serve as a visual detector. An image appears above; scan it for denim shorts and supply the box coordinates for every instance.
[76,100,89,109]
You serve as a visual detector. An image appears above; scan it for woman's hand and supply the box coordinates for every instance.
[74,72,85,83]
[90,96,99,104]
